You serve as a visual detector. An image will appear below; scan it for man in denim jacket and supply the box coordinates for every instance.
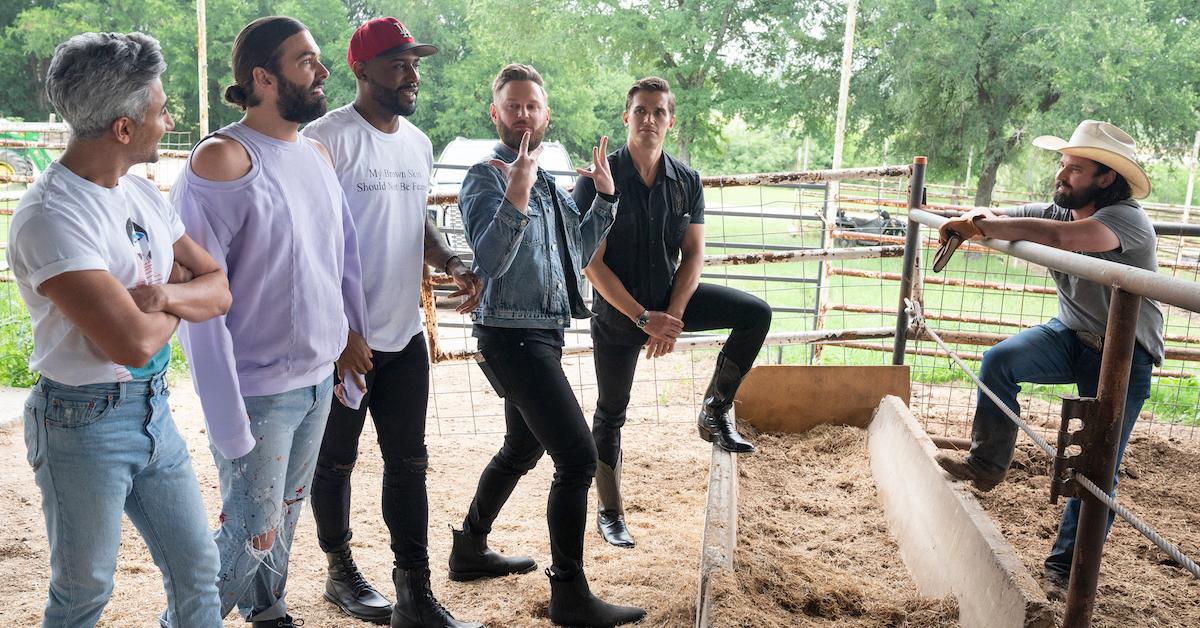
[449,64,644,628]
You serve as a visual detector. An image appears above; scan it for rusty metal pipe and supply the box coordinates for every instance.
[1063,289,1141,628]
[893,157,927,364]
[910,209,1200,314]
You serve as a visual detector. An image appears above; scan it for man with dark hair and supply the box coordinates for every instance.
[302,17,482,628]
[10,31,230,627]
[574,76,772,547]
[172,16,369,628]
[935,120,1163,600]
[450,63,645,627]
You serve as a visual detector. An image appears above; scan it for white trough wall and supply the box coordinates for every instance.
[868,396,1054,628]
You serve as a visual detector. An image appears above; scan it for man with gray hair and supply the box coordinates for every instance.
[7,32,229,626]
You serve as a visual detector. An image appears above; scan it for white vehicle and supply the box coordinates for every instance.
[430,137,575,251]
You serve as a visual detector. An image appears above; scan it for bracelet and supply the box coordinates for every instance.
[443,255,461,274]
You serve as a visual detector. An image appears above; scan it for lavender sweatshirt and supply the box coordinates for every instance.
[172,122,368,459]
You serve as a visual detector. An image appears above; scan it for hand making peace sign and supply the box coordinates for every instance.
[575,135,614,195]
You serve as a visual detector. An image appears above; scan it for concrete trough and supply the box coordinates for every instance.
[694,365,1053,627]
[868,396,1054,627]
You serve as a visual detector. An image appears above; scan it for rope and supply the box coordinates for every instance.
[905,299,1200,580]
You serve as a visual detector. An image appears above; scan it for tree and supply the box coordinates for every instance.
[586,0,843,166]
[856,0,1200,206]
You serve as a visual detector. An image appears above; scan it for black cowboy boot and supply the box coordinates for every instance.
[390,567,484,628]
[547,567,645,627]
[325,546,393,623]
[447,526,537,581]
[595,451,634,548]
[696,352,756,454]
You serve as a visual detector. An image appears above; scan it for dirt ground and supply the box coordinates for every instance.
[2,370,1198,627]
[708,426,958,627]
[0,372,708,627]
[972,436,1200,627]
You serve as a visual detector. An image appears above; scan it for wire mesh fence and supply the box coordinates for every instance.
[1,130,1197,442]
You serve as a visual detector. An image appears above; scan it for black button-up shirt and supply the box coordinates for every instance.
[573,146,705,345]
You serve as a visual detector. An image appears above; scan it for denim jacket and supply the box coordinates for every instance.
[460,142,616,329]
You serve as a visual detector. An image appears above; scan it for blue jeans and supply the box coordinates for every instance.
[212,375,333,622]
[23,372,222,628]
[967,318,1153,579]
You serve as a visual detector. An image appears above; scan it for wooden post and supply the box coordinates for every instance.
[196,0,209,137]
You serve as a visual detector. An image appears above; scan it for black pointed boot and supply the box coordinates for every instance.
[547,567,645,627]
[391,567,484,628]
[325,546,393,623]
[595,451,634,548]
[696,352,756,454]
[447,526,537,581]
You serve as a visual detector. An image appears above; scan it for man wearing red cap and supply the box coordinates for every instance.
[302,17,483,628]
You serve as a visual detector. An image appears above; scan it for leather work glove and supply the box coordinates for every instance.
[938,214,984,244]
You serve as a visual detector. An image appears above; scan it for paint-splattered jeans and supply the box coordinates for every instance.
[24,372,222,628]
[212,375,333,622]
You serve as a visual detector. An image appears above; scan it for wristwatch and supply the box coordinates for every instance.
[635,310,650,329]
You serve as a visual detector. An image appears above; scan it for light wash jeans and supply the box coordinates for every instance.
[212,375,333,622]
[23,371,222,628]
[966,318,1154,580]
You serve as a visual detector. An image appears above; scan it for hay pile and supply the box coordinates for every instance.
[709,426,958,627]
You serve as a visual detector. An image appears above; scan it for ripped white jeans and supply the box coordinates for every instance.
[210,375,333,622]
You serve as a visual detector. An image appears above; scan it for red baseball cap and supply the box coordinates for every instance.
[347,17,437,67]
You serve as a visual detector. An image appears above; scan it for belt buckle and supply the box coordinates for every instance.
[1077,330,1104,352]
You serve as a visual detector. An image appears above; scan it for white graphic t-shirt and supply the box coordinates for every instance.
[304,105,432,351]
[7,161,183,384]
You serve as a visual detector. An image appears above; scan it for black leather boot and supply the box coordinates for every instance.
[595,451,634,548]
[447,526,537,581]
[252,616,304,627]
[696,352,756,454]
[324,546,393,624]
[547,567,645,627]
[391,567,484,628]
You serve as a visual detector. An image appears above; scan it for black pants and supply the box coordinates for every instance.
[592,283,772,467]
[464,328,598,575]
[311,332,432,569]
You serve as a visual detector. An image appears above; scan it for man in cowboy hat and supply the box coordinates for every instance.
[934,120,1164,599]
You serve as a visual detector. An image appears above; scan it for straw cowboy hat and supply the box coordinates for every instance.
[1032,120,1151,199]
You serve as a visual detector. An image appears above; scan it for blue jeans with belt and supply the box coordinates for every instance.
[23,371,222,628]
[966,318,1154,580]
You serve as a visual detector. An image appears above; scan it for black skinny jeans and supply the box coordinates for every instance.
[592,283,772,467]
[311,332,432,569]
[463,328,598,575]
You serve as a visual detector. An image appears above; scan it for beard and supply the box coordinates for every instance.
[1053,180,1102,209]
[367,76,418,117]
[495,118,547,152]
[277,75,328,123]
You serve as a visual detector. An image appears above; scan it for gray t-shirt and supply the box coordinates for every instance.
[1005,201,1164,364]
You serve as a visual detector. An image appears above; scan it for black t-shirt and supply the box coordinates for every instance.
[573,146,705,345]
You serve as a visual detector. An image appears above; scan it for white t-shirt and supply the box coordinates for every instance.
[7,161,183,384]
[304,105,431,351]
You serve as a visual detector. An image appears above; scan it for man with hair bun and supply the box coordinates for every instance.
[9,31,229,627]
[575,76,772,548]
[171,16,369,628]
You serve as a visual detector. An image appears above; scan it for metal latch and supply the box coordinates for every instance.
[1051,395,1101,504]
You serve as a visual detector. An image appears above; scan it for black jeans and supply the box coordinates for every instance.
[464,327,598,575]
[592,283,771,467]
[311,332,432,569]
